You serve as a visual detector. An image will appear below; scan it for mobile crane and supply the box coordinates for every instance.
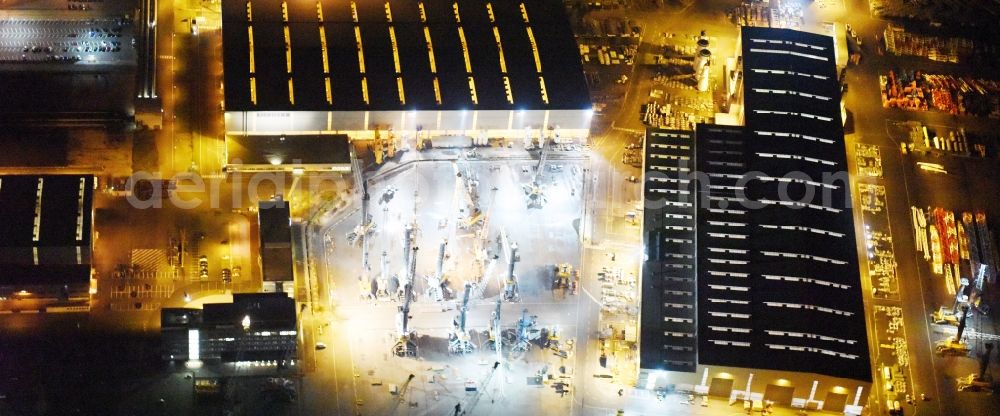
[448,283,474,354]
[393,247,418,357]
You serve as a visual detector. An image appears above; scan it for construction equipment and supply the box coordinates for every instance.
[425,239,448,302]
[373,128,385,165]
[393,247,418,357]
[553,263,578,295]
[358,276,373,300]
[936,305,972,356]
[469,186,499,299]
[488,298,503,351]
[957,373,994,393]
[347,152,375,251]
[345,214,374,248]
[371,128,399,165]
[957,344,994,393]
[932,306,960,325]
[386,130,397,159]
[393,284,417,357]
[396,224,415,300]
[953,277,971,315]
[448,283,474,354]
[393,374,416,400]
[456,159,483,230]
[522,126,536,150]
[522,138,550,209]
[554,263,570,290]
[503,242,520,302]
[505,309,540,357]
[471,258,495,300]
[375,251,390,299]
[464,361,501,413]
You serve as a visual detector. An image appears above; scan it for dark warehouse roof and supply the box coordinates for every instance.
[221,0,591,112]
[162,293,297,331]
[203,293,297,330]
[640,28,871,382]
[0,175,94,287]
[258,198,293,282]
[226,134,352,167]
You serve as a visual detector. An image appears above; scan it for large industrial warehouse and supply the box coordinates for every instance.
[221,0,592,140]
[0,174,95,311]
[638,27,871,412]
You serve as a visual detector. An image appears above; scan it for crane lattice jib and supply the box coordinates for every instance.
[533,138,549,185]
[458,283,471,333]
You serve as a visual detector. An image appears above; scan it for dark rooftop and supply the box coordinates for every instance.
[226,134,351,167]
[258,198,293,282]
[640,28,871,382]
[221,0,590,112]
[203,293,296,330]
[0,175,94,287]
[161,293,296,331]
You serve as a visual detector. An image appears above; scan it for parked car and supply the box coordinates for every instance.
[199,255,209,279]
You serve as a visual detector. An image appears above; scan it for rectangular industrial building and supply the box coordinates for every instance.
[639,128,697,371]
[639,27,870,412]
[0,174,95,310]
[258,197,294,293]
[224,133,352,173]
[220,0,592,139]
[0,15,137,121]
[161,293,297,362]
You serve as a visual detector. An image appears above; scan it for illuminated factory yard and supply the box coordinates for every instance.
[2,0,1000,416]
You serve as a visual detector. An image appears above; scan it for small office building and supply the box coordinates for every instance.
[162,293,297,363]
[258,197,294,294]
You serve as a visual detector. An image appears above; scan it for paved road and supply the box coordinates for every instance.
[841,0,1000,414]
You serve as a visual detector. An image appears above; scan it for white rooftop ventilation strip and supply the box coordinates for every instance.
[750,68,829,80]
[765,344,859,360]
[757,175,840,190]
[748,48,828,61]
[759,224,845,237]
[750,88,832,101]
[765,330,857,345]
[762,302,855,316]
[755,130,836,145]
[709,340,751,347]
[762,274,851,290]
[709,326,751,333]
[753,109,834,122]
[708,311,751,318]
[749,38,827,51]
[757,199,843,213]
[760,251,847,265]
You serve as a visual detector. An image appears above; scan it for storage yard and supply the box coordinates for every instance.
[314,148,592,414]
[880,70,1000,118]
[728,0,804,30]
[881,24,983,64]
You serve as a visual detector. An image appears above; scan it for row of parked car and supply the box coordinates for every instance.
[198,255,240,283]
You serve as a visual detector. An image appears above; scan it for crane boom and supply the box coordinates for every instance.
[503,242,520,302]
[458,282,471,332]
[448,283,474,354]
[393,247,418,357]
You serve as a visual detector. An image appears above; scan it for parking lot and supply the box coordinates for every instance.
[0,17,135,64]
